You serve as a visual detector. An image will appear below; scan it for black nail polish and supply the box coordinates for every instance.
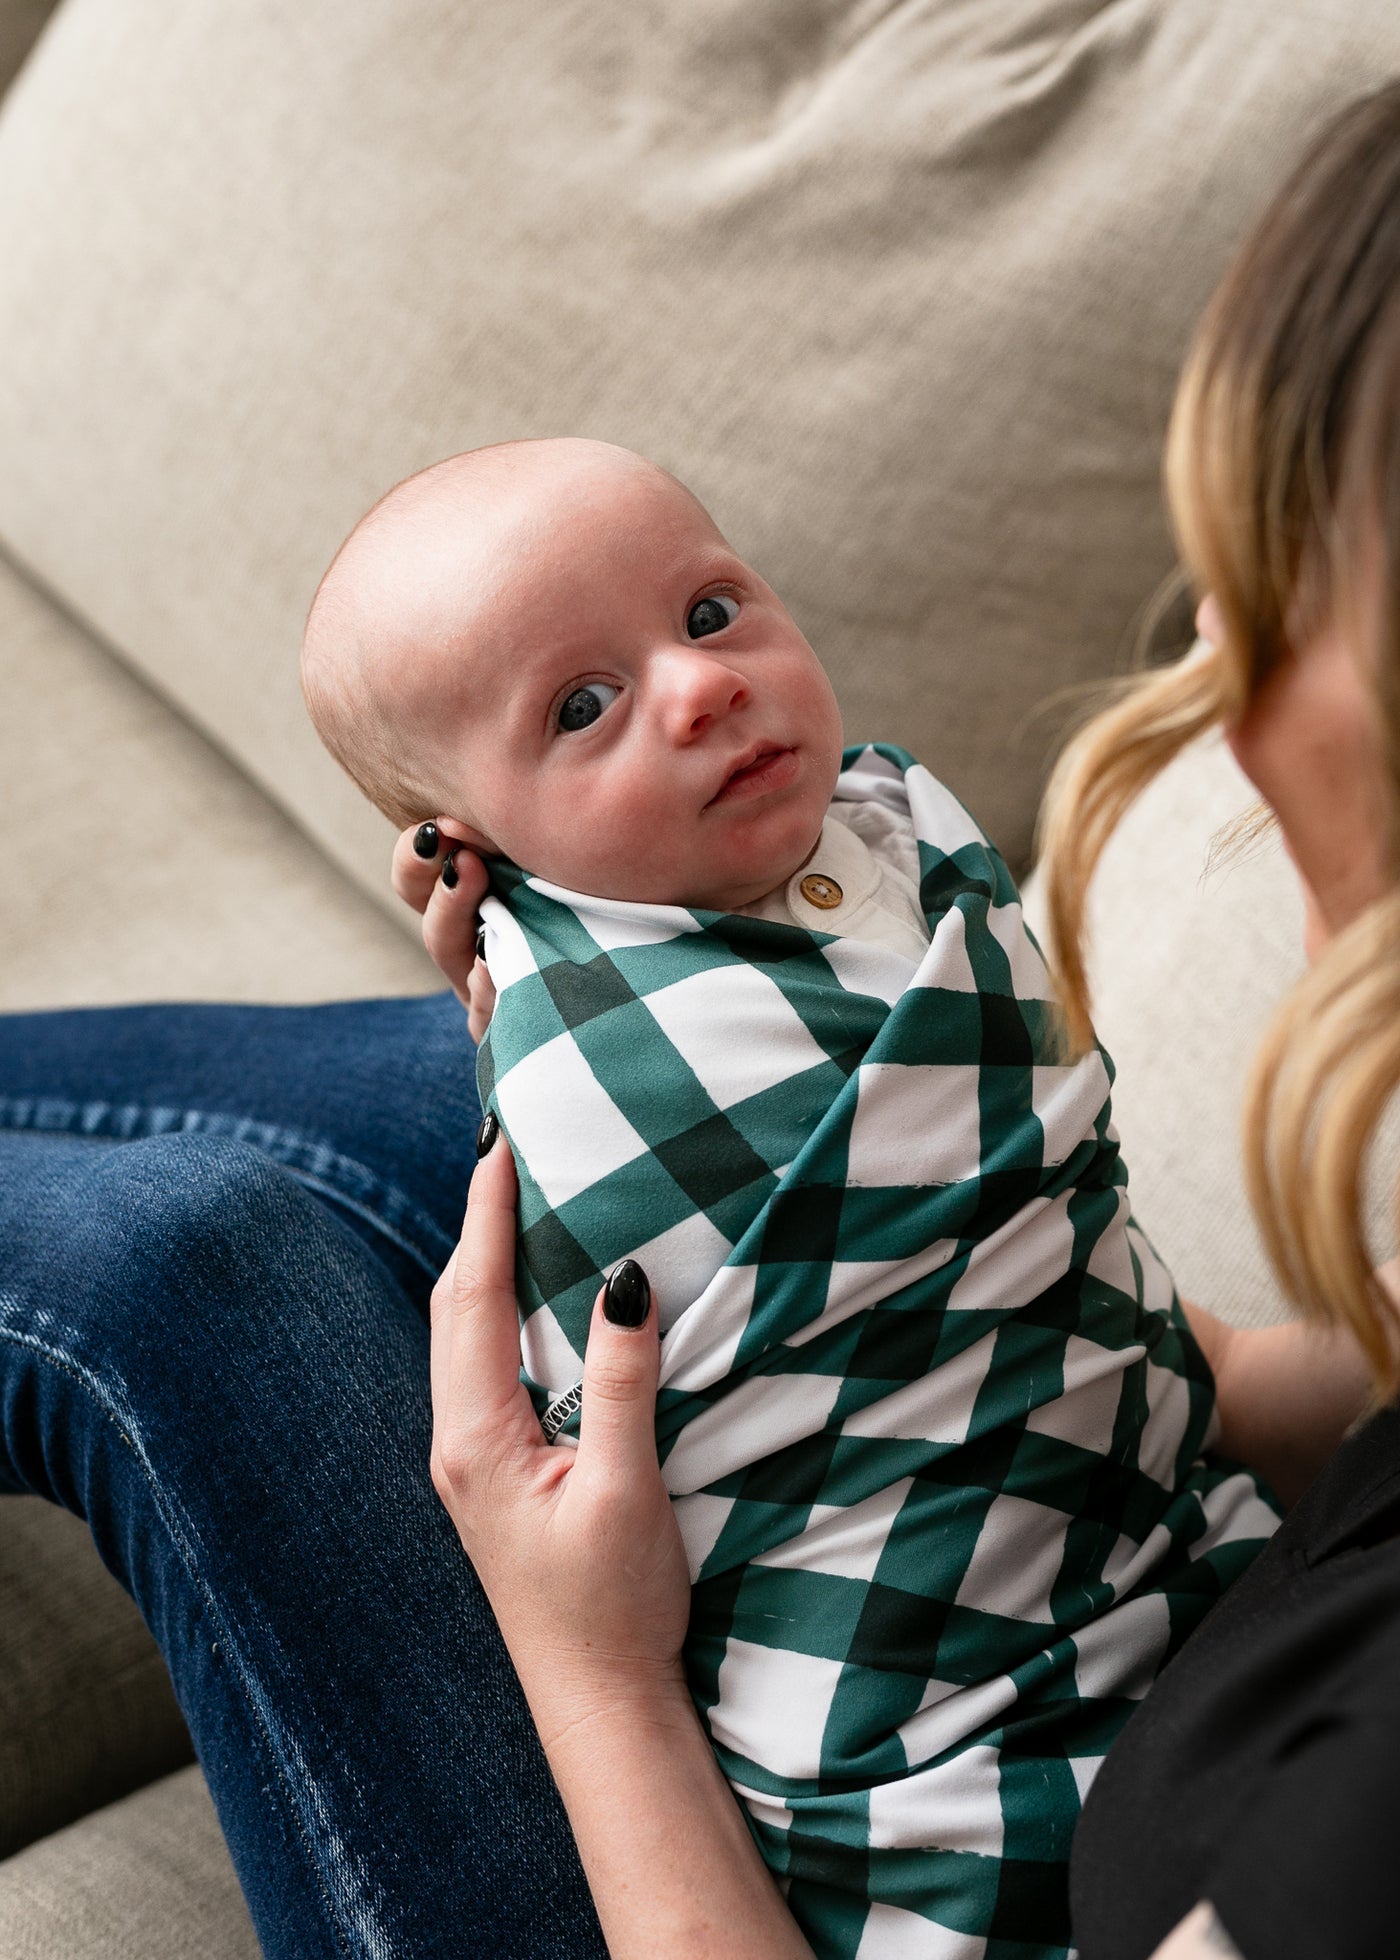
[476,926,487,962]
[475,1112,499,1159]
[413,822,439,859]
[441,852,459,891]
[603,1259,650,1328]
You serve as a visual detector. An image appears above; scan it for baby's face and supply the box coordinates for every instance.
[406,462,845,911]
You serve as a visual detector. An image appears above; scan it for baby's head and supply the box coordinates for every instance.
[302,439,844,910]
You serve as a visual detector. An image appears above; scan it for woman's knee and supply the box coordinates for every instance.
[67,1132,324,1289]
[2,1129,420,1495]
[115,1130,333,1271]
[5,1131,382,1364]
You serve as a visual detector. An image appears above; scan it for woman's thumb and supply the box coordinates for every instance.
[576,1260,661,1474]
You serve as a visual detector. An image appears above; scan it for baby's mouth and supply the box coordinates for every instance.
[707,745,799,806]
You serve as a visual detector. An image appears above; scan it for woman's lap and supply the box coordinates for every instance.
[0,995,606,1959]
[0,992,483,1304]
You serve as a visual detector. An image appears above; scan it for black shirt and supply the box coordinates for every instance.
[1071,1402,1400,1960]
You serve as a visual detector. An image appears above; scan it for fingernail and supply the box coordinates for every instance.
[475,1112,499,1159]
[475,926,487,961]
[603,1259,650,1328]
[413,822,440,859]
[442,851,459,891]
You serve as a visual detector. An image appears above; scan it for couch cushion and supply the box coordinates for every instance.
[0,551,437,1009]
[0,1764,256,1960]
[0,1,1396,903]
[0,1498,192,1861]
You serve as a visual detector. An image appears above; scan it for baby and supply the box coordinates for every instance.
[303,439,1276,1960]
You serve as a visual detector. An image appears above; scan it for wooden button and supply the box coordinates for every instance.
[799,873,843,909]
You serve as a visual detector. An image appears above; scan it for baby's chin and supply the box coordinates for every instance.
[512,794,830,910]
[556,846,822,912]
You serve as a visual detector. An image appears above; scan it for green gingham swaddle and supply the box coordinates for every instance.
[477,744,1276,1960]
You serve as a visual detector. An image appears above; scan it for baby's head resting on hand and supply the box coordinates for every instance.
[301,438,845,911]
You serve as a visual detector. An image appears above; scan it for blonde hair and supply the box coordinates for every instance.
[1037,85,1400,1390]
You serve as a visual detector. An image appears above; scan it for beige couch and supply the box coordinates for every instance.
[2,4,1397,1953]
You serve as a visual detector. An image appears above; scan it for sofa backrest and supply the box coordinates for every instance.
[0,0,56,101]
[0,1,1397,907]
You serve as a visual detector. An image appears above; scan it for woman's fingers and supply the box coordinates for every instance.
[430,1179,691,1684]
[390,819,490,1011]
[573,1263,663,1486]
[391,821,448,913]
[420,848,489,1010]
[566,1264,692,1673]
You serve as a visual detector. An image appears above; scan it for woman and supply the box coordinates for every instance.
[419,80,1400,1960]
[2,81,1395,1960]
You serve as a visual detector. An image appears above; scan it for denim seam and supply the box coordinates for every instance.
[0,1097,456,1280]
[0,1324,356,1960]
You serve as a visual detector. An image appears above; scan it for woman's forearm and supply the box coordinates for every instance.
[522,1663,814,1960]
[1184,1301,1372,1506]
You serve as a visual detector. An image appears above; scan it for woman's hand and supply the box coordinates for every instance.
[429,1136,691,1719]
[428,1137,812,1959]
[392,821,497,1040]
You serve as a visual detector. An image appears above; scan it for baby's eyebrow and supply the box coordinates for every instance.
[496,651,583,742]
[684,544,746,584]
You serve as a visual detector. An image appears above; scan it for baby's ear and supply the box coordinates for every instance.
[434,815,501,859]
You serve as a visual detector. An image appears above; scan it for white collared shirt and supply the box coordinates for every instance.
[736,805,929,960]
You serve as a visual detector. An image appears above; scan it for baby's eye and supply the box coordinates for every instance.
[556,681,620,732]
[686,594,739,639]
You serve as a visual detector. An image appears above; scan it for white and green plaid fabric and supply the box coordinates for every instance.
[478,744,1277,1960]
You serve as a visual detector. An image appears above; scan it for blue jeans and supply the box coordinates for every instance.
[0,995,608,1959]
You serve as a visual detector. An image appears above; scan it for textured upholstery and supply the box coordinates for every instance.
[0,1767,258,1960]
[0,1501,192,1861]
[0,551,437,1011]
[0,0,1397,911]
[0,0,56,98]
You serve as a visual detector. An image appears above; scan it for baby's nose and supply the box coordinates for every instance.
[664,652,748,737]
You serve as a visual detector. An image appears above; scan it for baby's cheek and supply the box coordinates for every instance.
[567,790,680,895]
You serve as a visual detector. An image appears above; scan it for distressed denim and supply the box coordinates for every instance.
[0,995,608,1960]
